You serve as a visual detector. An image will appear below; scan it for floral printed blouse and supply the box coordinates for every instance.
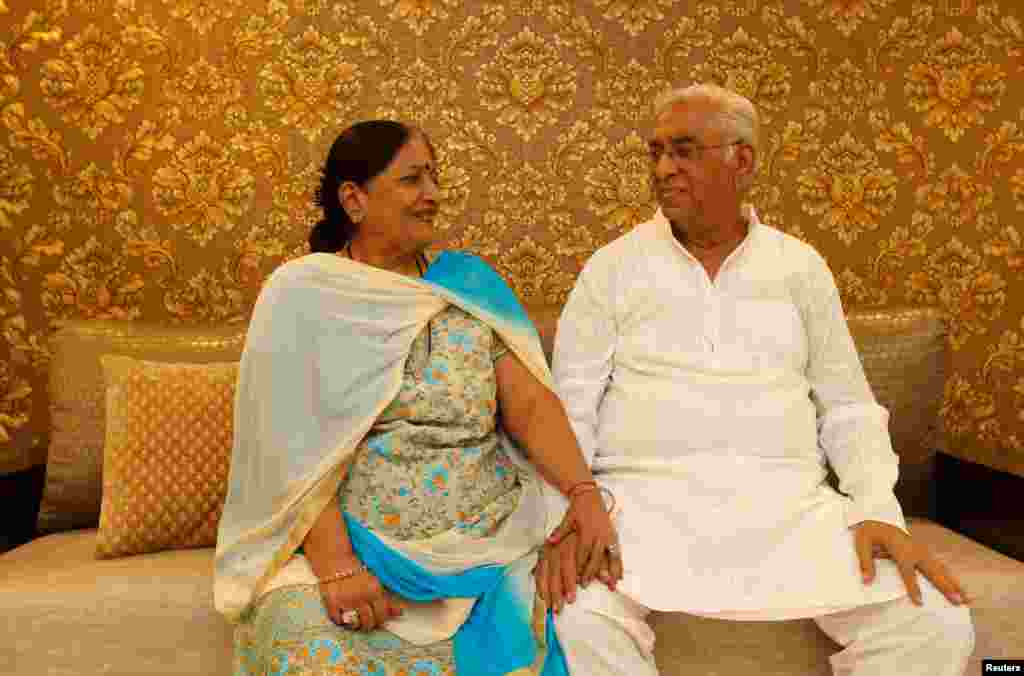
[338,304,522,541]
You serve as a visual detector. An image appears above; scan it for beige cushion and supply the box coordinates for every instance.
[651,612,835,676]
[96,357,237,558]
[651,518,1023,676]
[38,321,246,533]
[844,307,947,517]
[0,530,234,676]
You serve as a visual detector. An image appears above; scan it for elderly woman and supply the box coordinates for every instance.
[214,120,621,676]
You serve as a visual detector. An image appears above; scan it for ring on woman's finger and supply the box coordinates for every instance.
[606,542,621,557]
[340,609,360,628]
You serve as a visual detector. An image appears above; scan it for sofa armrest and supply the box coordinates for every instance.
[0,464,46,553]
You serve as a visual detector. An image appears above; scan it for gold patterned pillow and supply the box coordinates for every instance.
[96,355,238,559]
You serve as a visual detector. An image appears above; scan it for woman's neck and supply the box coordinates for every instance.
[344,239,425,277]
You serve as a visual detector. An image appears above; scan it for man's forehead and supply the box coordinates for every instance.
[650,101,716,141]
[648,122,698,145]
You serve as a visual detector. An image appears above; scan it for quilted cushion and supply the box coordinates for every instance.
[95,356,237,558]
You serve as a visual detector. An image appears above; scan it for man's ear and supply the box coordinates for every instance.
[735,143,757,179]
[732,144,758,193]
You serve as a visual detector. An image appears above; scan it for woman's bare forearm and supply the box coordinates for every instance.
[510,390,594,496]
[302,501,359,578]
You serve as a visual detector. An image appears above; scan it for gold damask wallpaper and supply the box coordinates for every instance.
[2,0,1024,478]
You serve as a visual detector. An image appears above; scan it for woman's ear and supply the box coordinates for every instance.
[339,182,366,223]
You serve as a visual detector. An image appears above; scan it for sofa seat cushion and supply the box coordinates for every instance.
[0,529,232,676]
[907,518,1024,660]
[650,518,1024,676]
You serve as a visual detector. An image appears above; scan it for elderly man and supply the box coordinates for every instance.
[538,83,974,676]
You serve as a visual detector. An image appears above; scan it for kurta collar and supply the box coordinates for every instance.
[652,204,763,265]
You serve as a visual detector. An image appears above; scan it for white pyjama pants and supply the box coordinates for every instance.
[553,577,974,676]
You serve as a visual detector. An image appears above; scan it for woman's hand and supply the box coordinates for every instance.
[318,553,404,631]
[546,488,623,588]
[303,502,404,631]
[535,529,620,614]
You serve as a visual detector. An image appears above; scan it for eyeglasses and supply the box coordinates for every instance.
[648,138,743,164]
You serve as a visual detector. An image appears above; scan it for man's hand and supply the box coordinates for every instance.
[535,532,580,614]
[853,520,968,607]
[534,531,622,614]
[546,489,622,588]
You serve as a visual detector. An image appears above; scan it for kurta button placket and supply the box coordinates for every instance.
[706,281,720,356]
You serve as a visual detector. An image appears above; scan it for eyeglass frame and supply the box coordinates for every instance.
[648,137,745,165]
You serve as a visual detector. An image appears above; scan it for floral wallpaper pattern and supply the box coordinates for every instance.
[2,0,1024,479]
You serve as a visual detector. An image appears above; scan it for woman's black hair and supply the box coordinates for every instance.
[309,120,416,253]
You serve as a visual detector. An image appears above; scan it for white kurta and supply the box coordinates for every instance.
[552,206,910,619]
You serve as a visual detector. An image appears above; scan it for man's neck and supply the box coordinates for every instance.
[670,213,749,261]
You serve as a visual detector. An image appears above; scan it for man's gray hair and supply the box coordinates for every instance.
[653,83,761,187]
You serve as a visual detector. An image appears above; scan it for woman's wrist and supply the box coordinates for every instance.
[303,505,358,562]
[565,479,597,500]
[567,482,617,515]
[318,562,368,585]
[304,542,360,576]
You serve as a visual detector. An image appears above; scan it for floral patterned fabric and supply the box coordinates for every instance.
[235,586,457,676]
[234,304,517,676]
[340,304,519,541]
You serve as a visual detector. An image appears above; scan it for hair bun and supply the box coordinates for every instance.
[308,218,345,253]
